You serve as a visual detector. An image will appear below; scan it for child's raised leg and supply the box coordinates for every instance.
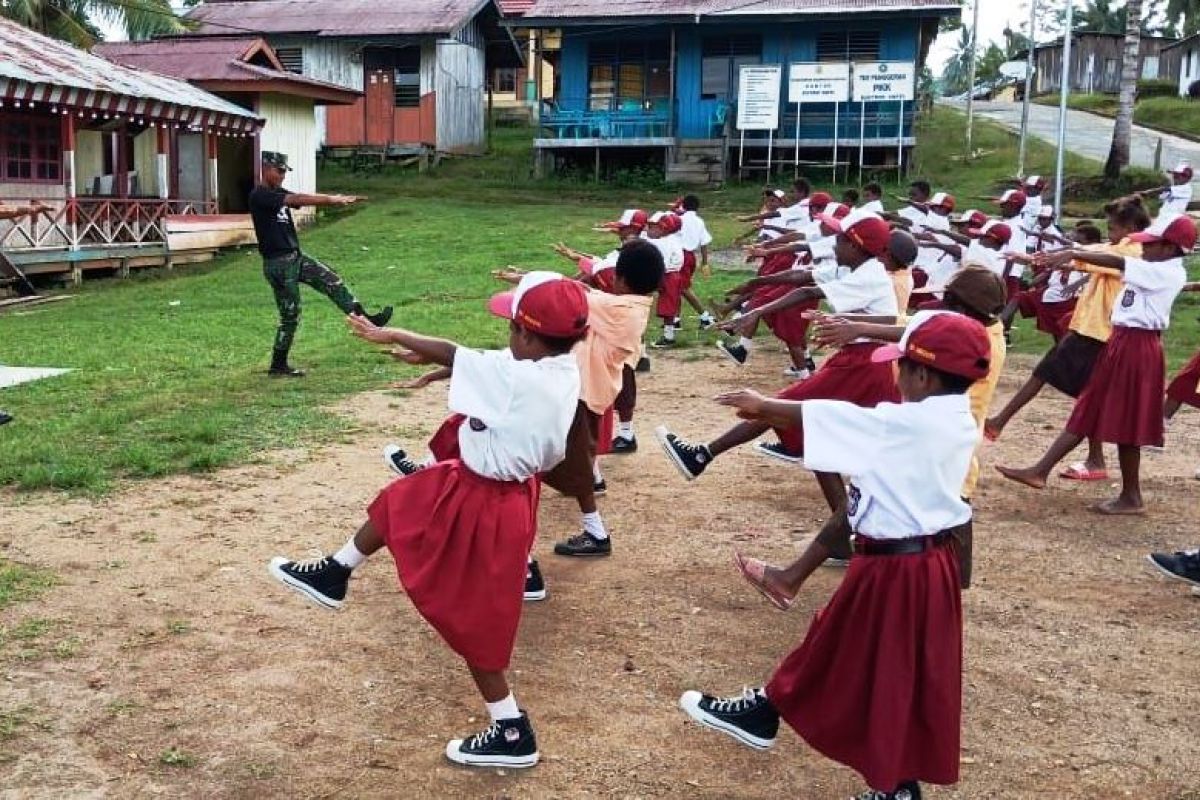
[268,519,383,609]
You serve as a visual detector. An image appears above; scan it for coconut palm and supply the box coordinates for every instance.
[0,0,189,48]
[1105,0,1144,181]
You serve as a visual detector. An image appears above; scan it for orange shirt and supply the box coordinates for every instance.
[575,291,653,414]
[962,321,1007,499]
[889,269,914,314]
[1068,239,1142,342]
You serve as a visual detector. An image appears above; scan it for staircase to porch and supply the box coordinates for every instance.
[666,140,726,187]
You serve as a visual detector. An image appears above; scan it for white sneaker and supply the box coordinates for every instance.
[783,366,811,380]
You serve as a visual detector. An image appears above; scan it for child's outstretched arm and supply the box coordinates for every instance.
[348,314,458,367]
[391,365,452,391]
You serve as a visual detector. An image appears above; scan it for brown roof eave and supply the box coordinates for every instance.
[194,78,361,104]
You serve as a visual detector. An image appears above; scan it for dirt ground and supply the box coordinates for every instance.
[2,340,1199,800]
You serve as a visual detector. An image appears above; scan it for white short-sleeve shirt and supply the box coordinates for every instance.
[1021,196,1043,231]
[779,200,810,227]
[802,392,978,538]
[915,214,953,271]
[1002,221,1028,276]
[1160,184,1193,217]
[859,199,885,214]
[808,235,836,263]
[678,210,713,252]
[898,205,927,233]
[650,234,685,273]
[965,239,1006,278]
[448,348,581,482]
[816,258,899,317]
[1110,256,1187,330]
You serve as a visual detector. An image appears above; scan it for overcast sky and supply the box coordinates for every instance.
[928,1,1031,76]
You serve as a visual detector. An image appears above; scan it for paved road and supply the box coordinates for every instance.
[943,100,1200,186]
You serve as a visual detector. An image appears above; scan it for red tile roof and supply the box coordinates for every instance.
[187,0,492,37]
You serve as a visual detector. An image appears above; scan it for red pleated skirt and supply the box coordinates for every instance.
[368,461,539,672]
[427,413,466,462]
[753,285,819,347]
[766,542,963,792]
[1166,348,1200,408]
[1066,326,1167,447]
[1004,275,1021,302]
[681,250,697,290]
[771,343,900,453]
[657,271,684,319]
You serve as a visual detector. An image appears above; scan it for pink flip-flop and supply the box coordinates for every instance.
[732,550,794,611]
[1059,462,1109,482]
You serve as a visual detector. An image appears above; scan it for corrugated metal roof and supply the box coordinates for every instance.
[93,37,360,102]
[498,0,537,15]
[0,17,260,132]
[520,0,958,19]
[187,0,491,37]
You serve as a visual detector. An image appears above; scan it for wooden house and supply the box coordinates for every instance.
[509,0,959,182]
[95,37,360,216]
[1027,32,1178,96]
[186,0,522,156]
[0,17,262,285]
[1160,34,1200,96]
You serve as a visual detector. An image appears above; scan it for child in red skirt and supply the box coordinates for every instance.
[656,210,900,514]
[997,214,1196,514]
[267,272,589,769]
[647,211,686,348]
[678,312,991,800]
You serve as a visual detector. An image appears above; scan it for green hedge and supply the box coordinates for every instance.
[1134,96,1200,138]
[1137,78,1178,100]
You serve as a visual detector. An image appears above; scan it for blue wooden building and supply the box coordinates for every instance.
[505,0,959,183]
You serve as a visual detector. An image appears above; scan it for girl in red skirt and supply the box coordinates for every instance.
[267,272,589,769]
[678,312,992,800]
[997,214,1196,515]
[656,210,900,516]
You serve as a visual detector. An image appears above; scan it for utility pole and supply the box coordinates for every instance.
[964,0,982,159]
[1017,0,1039,177]
[1053,0,1075,211]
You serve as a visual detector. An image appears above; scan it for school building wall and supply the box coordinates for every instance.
[553,18,921,142]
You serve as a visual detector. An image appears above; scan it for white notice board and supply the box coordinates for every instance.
[788,63,851,104]
[852,61,915,102]
[736,65,782,131]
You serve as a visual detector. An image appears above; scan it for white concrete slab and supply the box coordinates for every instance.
[0,366,72,389]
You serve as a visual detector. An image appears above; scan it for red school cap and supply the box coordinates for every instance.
[601,209,648,232]
[1128,214,1198,253]
[968,220,1012,245]
[808,191,833,211]
[817,208,891,257]
[870,311,991,381]
[930,192,956,211]
[649,211,682,234]
[997,189,1027,208]
[487,271,590,338]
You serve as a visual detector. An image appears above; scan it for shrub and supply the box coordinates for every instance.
[1137,78,1178,100]
[1188,80,1200,100]
[1134,96,1200,138]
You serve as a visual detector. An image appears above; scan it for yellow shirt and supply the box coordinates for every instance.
[575,291,653,415]
[889,269,914,314]
[1068,239,1143,342]
[962,321,1007,499]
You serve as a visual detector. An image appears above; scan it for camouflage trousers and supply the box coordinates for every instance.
[263,251,357,358]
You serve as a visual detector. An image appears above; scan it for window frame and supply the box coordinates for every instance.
[0,112,61,185]
[587,39,672,112]
[493,67,518,94]
[275,47,305,75]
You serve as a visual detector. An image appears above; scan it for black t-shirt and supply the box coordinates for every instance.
[249,186,300,259]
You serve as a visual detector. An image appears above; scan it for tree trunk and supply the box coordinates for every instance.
[1104,0,1143,182]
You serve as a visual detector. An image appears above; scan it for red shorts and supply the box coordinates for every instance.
[681,250,697,290]
[1066,326,1166,447]
[1166,348,1200,409]
[767,540,962,792]
[657,271,684,320]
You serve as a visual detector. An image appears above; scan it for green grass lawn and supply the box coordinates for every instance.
[1,109,1194,493]
[1034,92,1200,142]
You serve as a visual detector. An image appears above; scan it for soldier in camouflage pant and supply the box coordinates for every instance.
[263,252,359,357]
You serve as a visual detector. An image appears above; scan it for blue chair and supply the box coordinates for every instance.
[710,103,728,138]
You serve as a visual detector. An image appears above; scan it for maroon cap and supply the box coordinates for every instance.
[487,271,590,338]
[969,220,1012,245]
[871,312,992,381]
[600,209,647,232]
[1128,214,1198,252]
[819,209,891,257]
[651,211,682,234]
[997,189,1027,208]
[808,191,833,211]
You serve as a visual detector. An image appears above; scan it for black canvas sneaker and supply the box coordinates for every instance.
[655,426,712,481]
[553,531,611,557]
[1147,549,1200,588]
[803,355,817,374]
[593,479,608,496]
[717,340,749,365]
[524,560,546,601]
[853,782,922,800]
[611,435,638,454]
[267,365,306,378]
[268,554,351,610]
[635,356,651,373]
[678,687,779,750]
[698,312,716,330]
[753,440,805,466]
[445,712,539,768]
[0,411,11,426]
[382,444,425,477]
[352,302,394,328]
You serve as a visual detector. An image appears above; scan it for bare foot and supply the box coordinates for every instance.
[1090,497,1146,516]
[983,418,1003,442]
[995,465,1047,490]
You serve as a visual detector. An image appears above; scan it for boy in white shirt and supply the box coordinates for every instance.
[677,311,992,800]
[1020,175,1046,231]
[1139,162,1194,219]
[998,214,1196,515]
[647,212,687,347]
[888,179,932,233]
[267,272,589,770]
[676,195,717,330]
[859,182,885,214]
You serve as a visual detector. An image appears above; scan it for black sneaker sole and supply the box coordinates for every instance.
[267,558,343,610]
[552,545,611,558]
[444,743,540,768]
[1145,554,1200,588]
[655,425,700,482]
[752,442,806,467]
[716,342,746,366]
[678,692,776,751]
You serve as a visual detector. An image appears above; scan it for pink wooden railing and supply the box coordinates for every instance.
[0,198,217,250]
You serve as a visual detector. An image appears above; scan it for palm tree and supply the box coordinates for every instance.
[0,0,189,49]
[1105,0,1144,182]
[941,25,975,96]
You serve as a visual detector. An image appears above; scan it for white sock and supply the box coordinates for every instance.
[618,421,634,439]
[333,539,368,570]
[739,336,754,350]
[592,460,604,483]
[582,511,609,540]
[700,310,714,321]
[486,693,521,722]
[664,324,676,340]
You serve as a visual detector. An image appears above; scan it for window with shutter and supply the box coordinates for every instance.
[275,47,304,74]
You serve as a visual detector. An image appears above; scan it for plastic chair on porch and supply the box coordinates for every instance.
[709,103,728,138]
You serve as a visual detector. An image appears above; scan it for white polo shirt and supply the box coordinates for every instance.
[779,200,811,227]
[1041,267,1076,304]
[816,258,899,317]
[1110,256,1187,330]
[802,391,977,538]
[898,205,927,234]
[1002,219,1028,277]
[915,213,952,272]
[965,239,1006,278]
[448,348,581,482]
[678,210,713,253]
[1021,195,1043,230]
[1160,184,1193,217]
[648,234,685,273]
[808,235,837,262]
[859,199,885,214]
